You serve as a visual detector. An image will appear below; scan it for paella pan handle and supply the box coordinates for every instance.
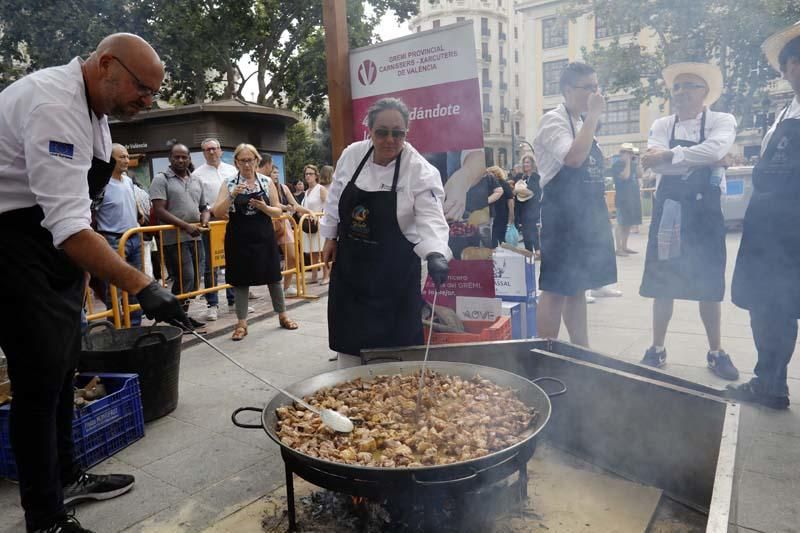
[531,377,567,397]
[412,466,478,486]
[133,331,168,348]
[231,407,264,430]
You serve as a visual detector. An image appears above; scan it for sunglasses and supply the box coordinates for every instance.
[112,56,160,98]
[672,82,706,91]
[373,128,407,139]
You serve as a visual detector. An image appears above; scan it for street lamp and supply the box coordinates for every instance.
[518,140,534,153]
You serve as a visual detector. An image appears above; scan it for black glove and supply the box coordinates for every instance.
[136,281,190,328]
[427,252,450,289]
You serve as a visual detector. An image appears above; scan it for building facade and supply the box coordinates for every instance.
[410,0,528,169]
[516,0,665,157]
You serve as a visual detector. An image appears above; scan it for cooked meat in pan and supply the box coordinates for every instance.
[276,371,537,467]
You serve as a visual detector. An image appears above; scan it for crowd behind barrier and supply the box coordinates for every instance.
[85,212,324,328]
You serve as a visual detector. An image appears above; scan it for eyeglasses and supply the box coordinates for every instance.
[373,128,408,139]
[112,56,160,98]
[237,158,256,165]
[203,146,220,152]
[572,84,599,92]
[672,82,706,92]
[304,172,317,176]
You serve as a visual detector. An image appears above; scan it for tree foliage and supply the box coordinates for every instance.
[0,0,418,118]
[285,122,315,182]
[564,0,800,124]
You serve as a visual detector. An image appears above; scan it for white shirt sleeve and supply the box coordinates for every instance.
[650,113,737,175]
[533,107,578,186]
[24,102,93,248]
[408,156,452,261]
[320,145,358,240]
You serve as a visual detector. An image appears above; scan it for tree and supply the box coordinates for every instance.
[564,0,800,124]
[285,122,315,182]
[0,0,419,118]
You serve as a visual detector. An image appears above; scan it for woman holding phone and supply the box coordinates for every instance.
[213,143,297,340]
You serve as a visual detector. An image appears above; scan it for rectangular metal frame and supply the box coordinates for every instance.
[363,339,739,532]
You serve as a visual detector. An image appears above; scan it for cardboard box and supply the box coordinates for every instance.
[493,248,536,301]
[456,296,501,323]
[501,301,523,339]
[500,293,537,338]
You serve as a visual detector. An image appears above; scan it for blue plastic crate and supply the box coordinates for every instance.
[0,373,145,481]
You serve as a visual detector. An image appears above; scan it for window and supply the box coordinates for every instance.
[433,20,440,28]
[498,148,507,168]
[457,16,465,22]
[515,121,520,136]
[483,119,491,133]
[601,100,640,135]
[515,97,519,109]
[542,59,568,96]
[481,17,490,36]
[514,49,519,63]
[514,26,518,39]
[595,16,636,39]
[542,17,568,49]
[500,120,505,134]
[482,68,490,84]
[482,93,492,113]
[485,147,494,166]
[482,43,490,60]
[499,22,503,33]
[514,74,519,87]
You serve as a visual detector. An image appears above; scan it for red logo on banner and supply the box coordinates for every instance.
[357,60,377,86]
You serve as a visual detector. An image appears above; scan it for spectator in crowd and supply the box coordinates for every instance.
[639,62,738,380]
[266,162,313,296]
[511,163,523,180]
[130,175,155,278]
[486,166,514,247]
[192,138,237,321]
[611,143,643,255]
[149,143,208,328]
[213,144,298,340]
[93,143,144,325]
[301,164,329,285]
[292,178,306,204]
[727,25,800,409]
[320,165,334,187]
[514,154,542,256]
[533,62,617,348]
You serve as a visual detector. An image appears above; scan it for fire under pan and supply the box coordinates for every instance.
[363,339,739,533]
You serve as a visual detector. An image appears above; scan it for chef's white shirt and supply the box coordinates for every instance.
[192,161,237,211]
[647,108,737,189]
[0,57,111,248]
[762,97,800,155]
[533,104,593,188]
[320,140,452,261]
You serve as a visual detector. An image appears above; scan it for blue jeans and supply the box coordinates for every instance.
[102,233,142,326]
[202,232,234,307]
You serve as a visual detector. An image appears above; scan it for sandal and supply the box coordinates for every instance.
[231,325,248,341]
[279,317,299,330]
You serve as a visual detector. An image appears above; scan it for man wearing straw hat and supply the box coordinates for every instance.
[639,62,739,380]
[728,22,800,409]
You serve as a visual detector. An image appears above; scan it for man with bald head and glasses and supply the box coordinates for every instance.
[0,34,189,532]
[639,62,739,380]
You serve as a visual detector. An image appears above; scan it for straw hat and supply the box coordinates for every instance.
[762,21,800,72]
[662,62,723,106]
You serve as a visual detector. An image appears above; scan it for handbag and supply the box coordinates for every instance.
[302,216,319,234]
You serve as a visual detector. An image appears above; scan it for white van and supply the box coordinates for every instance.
[722,166,754,228]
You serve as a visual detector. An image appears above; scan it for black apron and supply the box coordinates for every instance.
[640,111,726,301]
[732,108,800,316]
[224,176,283,287]
[328,147,424,356]
[539,114,617,295]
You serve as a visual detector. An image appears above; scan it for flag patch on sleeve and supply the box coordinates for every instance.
[49,140,74,159]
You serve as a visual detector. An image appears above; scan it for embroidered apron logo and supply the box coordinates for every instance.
[349,205,371,240]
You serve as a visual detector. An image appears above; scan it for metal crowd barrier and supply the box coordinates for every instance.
[295,212,326,297]
[86,212,324,328]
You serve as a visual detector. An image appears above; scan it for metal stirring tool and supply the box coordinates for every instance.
[415,288,438,418]
[183,327,355,433]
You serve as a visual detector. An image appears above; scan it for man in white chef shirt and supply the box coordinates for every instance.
[0,33,188,533]
[638,62,739,381]
[191,138,238,320]
[320,98,451,368]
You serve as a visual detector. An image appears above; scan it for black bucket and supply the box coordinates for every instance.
[80,322,183,422]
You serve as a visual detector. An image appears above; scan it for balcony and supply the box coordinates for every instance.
[500,82,508,92]
[482,79,493,88]
[481,54,492,63]
[500,57,507,66]
[483,104,494,113]
[499,32,507,42]
[481,28,491,39]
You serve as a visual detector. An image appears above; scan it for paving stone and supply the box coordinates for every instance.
[122,498,219,533]
[0,479,24,533]
[114,416,216,469]
[140,433,265,495]
[735,469,800,533]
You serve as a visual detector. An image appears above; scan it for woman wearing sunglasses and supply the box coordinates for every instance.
[320,97,451,368]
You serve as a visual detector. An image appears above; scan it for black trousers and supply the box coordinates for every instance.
[0,208,83,531]
[750,308,798,397]
[521,216,540,252]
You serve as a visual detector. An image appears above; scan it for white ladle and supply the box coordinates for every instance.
[185,328,354,433]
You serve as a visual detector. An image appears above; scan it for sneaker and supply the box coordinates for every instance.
[34,513,94,533]
[188,316,206,329]
[726,380,789,410]
[63,472,135,506]
[590,287,623,298]
[204,306,218,321]
[641,346,667,368]
[285,286,298,296]
[248,290,261,300]
[707,350,739,381]
[248,306,255,314]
